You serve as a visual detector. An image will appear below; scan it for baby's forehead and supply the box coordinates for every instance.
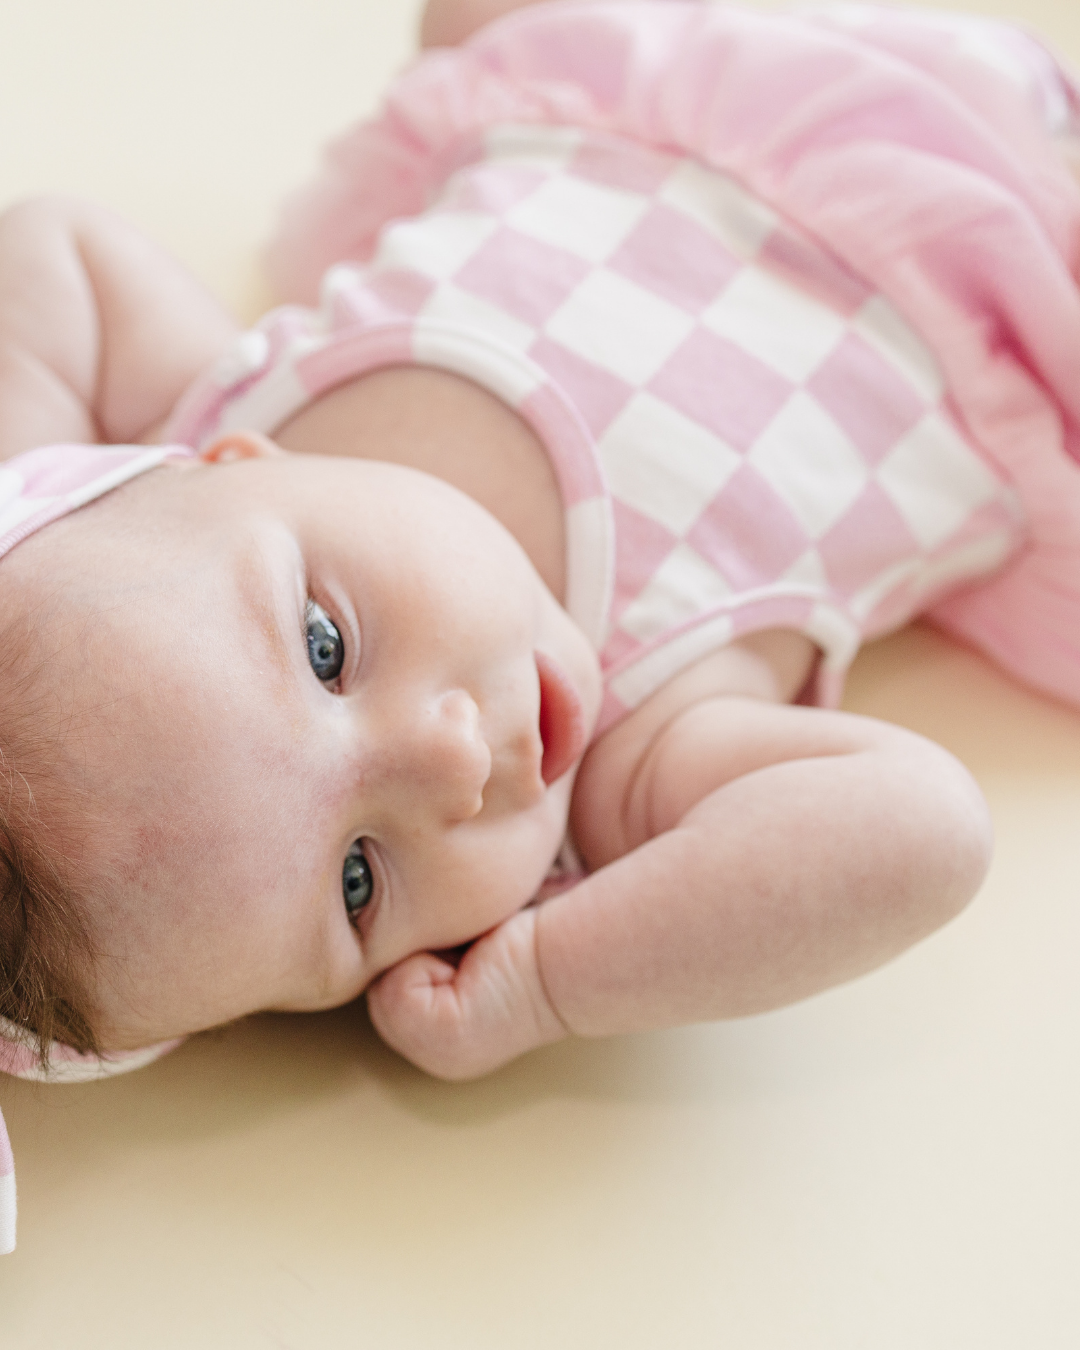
[31,476,299,732]
[66,456,295,583]
[4,457,223,587]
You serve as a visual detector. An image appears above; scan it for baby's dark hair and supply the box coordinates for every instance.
[0,608,100,1066]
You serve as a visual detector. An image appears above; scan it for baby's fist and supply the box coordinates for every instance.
[366,908,568,1080]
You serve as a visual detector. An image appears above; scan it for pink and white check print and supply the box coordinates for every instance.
[172,122,1025,727]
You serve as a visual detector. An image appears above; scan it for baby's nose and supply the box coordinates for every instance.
[407,689,491,822]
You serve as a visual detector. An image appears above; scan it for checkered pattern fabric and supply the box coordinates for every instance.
[172,123,1025,727]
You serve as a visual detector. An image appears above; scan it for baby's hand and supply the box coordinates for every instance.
[366,907,569,1080]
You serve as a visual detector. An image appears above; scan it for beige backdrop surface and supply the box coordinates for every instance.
[1,2,1078,1346]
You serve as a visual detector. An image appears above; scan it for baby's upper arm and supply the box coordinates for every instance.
[576,690,991,876]
[633,699,899,842]
[0,196,237,457]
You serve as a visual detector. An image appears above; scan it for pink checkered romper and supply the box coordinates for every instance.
[171,1,1080,726]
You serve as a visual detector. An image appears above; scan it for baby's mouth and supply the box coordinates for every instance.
[535,650,586,785]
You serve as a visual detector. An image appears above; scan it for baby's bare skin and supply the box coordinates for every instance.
[0,31,993,1077]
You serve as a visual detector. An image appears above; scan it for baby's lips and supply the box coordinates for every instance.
[535,650,586,785]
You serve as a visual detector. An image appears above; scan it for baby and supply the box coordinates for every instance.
[4,0,1080,1251]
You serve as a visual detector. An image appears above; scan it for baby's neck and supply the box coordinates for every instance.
[275,367,567,600]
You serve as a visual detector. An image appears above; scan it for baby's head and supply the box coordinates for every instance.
[0,435,600,1061]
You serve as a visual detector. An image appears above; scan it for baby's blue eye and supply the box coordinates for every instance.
[306,600,344,682]
[343,840,373,923]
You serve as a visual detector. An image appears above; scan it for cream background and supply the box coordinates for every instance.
[1,2,1079,1345]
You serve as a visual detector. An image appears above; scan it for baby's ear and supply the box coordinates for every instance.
[199,431,284,464]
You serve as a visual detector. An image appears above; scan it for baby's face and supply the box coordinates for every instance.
[43,437,601,1050]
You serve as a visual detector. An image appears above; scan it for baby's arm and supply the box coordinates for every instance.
[368,701,992,1078]
[0,196,237,458]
